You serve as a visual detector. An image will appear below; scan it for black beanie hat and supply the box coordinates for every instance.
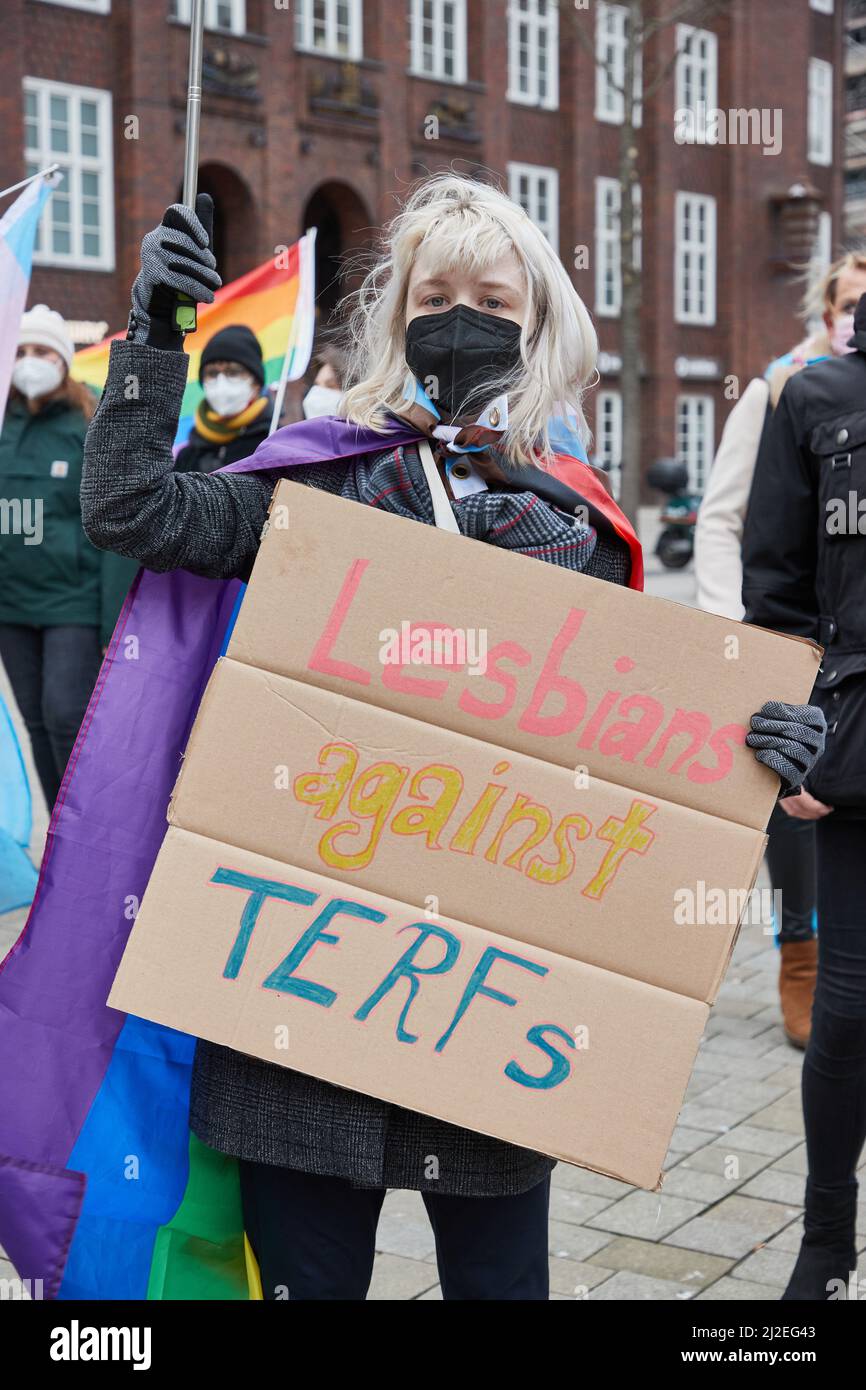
[200,325,265,387]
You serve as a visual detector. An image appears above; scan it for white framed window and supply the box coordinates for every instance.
[34,0,110,11]
[595,1,642,127]
[806,211,834,332]
[809,0,834,13]
[676,395,715,494]
[808,58,834,166]
[508,162,559,252]
[596,178,621,316]
[632,183,642,273]
[595,177,641,317]
[410,1,467,83]
[596,390,623,499]
[675,26,718,143]
[507,0,559,111]
[172,0,245,32]
[815,209,833,269]
[295,0,363,59]
[23,78,114,271]
[674,192,716,326]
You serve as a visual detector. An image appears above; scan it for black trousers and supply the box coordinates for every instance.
[765,801,816,944]
[0,623,101,808]
[239,1162,551,1301]
[803,817,866,1189]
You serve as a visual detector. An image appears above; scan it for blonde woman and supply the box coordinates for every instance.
[81,176,826,1301]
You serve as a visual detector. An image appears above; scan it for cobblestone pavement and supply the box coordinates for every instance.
[2,548,862,1301]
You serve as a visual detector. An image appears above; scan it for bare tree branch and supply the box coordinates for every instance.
[565,0,732,105]
[555,0,733,521]
[570,6,627,98]
[641,0,731,44]
[642,28,695,100]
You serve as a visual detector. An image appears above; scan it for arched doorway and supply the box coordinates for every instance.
[302,182,374,327]
[177,163,257,286]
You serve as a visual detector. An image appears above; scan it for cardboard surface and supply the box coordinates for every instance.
[228,482,822,832]
[170,660,765,1003]
[109,481,822,1188]
[109,827,708,1191]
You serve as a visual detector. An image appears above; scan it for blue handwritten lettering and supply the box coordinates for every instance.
[212,868,318,980]
[263,898,386,1004]
[505,1024,575,1089]
[435,947,547,1052]
[355,923,461,1043]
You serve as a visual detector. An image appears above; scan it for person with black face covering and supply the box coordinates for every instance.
[81,175,827,1302]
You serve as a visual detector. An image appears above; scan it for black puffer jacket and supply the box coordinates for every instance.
[742,295,866,812]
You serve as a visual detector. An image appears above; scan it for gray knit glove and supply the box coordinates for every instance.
[127,194,221,349]
[745,700,827,793]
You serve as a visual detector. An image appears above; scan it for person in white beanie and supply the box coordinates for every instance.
[11,303,75,395]
[0,305,137,808]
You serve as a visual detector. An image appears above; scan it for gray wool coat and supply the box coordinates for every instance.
[81,339,631,1198]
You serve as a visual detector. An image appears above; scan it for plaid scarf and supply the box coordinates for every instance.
[292,442,630,585]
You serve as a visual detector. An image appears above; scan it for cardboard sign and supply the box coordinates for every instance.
[169,662,765,1003]
[226,486,821,830]
[109,481,821,1189]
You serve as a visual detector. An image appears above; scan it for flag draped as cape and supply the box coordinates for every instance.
[0,417,640,1299]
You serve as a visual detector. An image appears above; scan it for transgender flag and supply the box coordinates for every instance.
[0,173,58,425]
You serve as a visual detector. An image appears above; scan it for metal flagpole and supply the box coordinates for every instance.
[269,227,318,435]
[175,0,207,333]
[182,0,206,209]
[0,163,60,204]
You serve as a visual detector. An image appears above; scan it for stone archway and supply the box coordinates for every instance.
[302,182,375,326]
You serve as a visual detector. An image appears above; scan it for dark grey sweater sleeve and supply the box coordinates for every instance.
[81,339,283,580]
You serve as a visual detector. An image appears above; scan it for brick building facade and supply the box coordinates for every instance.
[0,0,845,497]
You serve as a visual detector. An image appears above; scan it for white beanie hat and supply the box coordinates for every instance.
[18,304,74,373]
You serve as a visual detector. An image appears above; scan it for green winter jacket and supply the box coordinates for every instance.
[0,394,138,647]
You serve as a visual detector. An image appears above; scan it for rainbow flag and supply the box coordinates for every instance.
[0,416,433,1302]
[0,391,639,1302]
[72,231,317,444]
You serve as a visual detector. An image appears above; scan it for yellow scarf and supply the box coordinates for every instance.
[195,394,268,444]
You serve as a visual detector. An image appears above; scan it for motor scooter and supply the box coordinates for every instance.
[647,458,702,570]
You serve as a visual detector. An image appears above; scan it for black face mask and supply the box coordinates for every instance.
[405,304,523,419]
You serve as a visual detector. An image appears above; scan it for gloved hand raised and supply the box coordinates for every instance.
[127,193,222,349]
[745,700,827,795]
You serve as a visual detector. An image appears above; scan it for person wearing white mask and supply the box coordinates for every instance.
[0,305,137,807]
[175,325,273,474]
[301,344,346,419]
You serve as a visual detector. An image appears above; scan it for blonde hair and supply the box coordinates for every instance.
[339,173,598,468]
[801,249,866,321]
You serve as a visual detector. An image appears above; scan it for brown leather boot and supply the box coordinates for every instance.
[779,938,818,1049]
